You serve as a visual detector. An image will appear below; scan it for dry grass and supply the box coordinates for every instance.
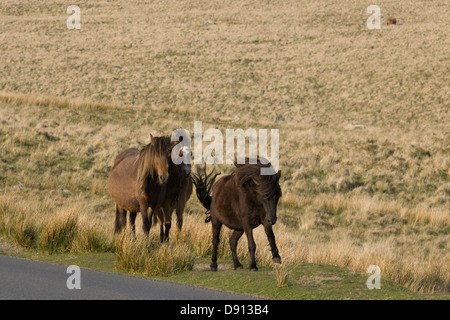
[115,231,195,276]
[0,194,115,254]
[0,92,128,112]
[0,186,448,292]
[0,0,448,294]
[274,264,290,288]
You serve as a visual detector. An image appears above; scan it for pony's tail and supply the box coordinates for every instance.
[192,164,220,223]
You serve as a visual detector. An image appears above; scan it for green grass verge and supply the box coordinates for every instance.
[1,247,448,300]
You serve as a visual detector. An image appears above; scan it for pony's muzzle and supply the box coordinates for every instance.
[159,175,169,184]
[182,163,191,177]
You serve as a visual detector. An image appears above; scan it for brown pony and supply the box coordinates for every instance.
[193,159,282,271]
[154,145,193,242]
[108,134,177,235]
[387,18,397,25]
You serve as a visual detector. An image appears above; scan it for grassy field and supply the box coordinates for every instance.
[0,0,449,298]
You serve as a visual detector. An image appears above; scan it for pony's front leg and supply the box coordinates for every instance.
[264,223,281,264]
[152,209,164,242]
[158,211,165,243]
[140,203,153,235]
[244,227,258,271]
[229,230,244,270]
[175,200,186,232]
[162,205,172,242]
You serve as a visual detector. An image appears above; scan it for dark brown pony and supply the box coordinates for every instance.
[154,145,193,242]
[193,159,282,271]
[108,134,177,235]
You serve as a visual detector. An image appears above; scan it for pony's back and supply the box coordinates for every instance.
[111,148,139,171]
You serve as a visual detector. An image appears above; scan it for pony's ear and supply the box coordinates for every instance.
[276,170,281,179]
[149,134,156,144]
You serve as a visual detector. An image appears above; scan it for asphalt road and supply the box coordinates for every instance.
[0,255,256,300]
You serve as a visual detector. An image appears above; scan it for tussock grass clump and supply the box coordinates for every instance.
[38,212,78,254]
[115,231,195,277]
[274,264,290,288]
[114,233,151,273]
[0,197,40,249]
[13,219,40,249]
[72,224,115,253]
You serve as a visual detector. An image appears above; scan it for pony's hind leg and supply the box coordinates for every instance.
[129,212,137,239]
[210,219,222,271]
[114,205,127,234]
[229,230,244,269]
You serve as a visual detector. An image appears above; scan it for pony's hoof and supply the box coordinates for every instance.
[210,265,218,272]
[234,263,243,270]
[272,257,282,264]
[250,267,258,272]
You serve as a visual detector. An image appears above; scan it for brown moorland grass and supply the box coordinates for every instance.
[0,0,449,294]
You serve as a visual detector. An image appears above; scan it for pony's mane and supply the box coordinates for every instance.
[234,158,281,199]
[136,135,171,195]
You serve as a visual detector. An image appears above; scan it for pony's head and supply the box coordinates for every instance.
[178,145,191,177]
[170,131,192,177]
[235,159,282,225]
[137,135,177,190]
[257,170,282,225]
